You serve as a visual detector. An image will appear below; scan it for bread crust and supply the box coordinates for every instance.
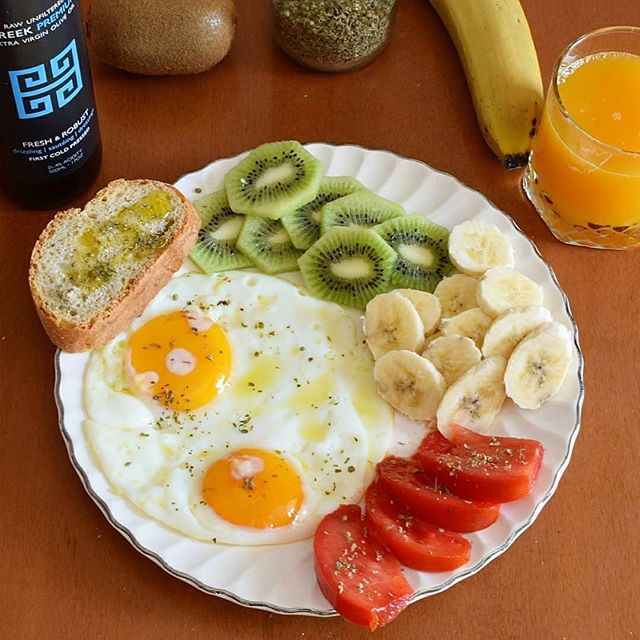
[29,179,200,352]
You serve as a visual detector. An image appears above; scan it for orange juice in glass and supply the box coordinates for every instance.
[523,27,640,249]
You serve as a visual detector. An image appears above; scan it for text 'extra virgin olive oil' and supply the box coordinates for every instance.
[0,0,101,209]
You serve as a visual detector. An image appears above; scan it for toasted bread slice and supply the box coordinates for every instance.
[29,179,200,352]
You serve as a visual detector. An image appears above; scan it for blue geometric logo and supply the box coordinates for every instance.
[8,39,83,120]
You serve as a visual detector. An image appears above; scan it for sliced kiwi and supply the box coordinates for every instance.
[281,176,366,250]
[236,215,303,274]
[373,215,454,292]
[298,226,396,309]
[189,190,253,273]
[224,140,323,219]
[319,191,405,236]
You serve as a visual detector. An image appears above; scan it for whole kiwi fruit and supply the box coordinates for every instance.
[87,0,237,75]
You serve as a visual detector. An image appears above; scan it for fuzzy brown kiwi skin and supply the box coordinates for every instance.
[87,0,237,76]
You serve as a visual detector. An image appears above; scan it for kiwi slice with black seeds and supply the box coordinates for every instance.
[236,215,303,274]
[281,176,365,250]
[319,191,405,236]
[224,141,323,219]
[298,226,396,309]
[374,215,454,292]
[189,190,253,273]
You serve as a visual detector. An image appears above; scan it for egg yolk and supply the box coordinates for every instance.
[202,448,304,529]
[127,310,231,411]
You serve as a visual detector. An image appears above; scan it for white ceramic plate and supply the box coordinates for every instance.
[55,143,584,616]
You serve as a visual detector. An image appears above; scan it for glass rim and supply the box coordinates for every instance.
[552,25,640,157]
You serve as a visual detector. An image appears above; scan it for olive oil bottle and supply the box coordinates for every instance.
[0,0,101,209]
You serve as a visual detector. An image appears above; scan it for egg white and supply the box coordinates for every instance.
[83,270,394,545]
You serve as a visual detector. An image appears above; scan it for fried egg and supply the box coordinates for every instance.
[83,270,393,545]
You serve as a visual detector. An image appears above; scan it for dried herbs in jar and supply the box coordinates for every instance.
[273,0,397,72]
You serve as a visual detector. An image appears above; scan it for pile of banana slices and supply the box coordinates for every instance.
[364,219,573,439]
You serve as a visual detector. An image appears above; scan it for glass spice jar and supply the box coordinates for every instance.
[273,0,397,72]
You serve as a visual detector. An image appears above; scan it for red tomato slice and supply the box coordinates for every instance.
[313,504,413,630]
[365,481,471,572]
[416,426,544,503]
[377,456,500,532]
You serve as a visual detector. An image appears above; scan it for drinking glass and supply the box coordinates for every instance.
[523,27,640,249]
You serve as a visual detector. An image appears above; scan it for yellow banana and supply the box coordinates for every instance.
[428,0,544,168]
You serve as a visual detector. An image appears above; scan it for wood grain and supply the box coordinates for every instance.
[1,1,639,638]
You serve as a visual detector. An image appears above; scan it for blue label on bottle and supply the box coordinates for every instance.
[8,38,83,120]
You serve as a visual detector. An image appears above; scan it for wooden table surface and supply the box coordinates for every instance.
[2,1,639,638]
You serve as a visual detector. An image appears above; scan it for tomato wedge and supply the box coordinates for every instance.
[416,426,544,503]
[313,504,413,630]
[377,456,500,532]
[365,480,471,572]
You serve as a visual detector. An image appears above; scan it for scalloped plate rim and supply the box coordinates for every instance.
[54,142,584,617]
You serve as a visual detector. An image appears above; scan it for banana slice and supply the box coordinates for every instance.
[423,331,442,349]
[482,306,552,359]
[440,307,492,349]
[436,356,507,439]
[396,289,441,336]
[505,321,572,410]
[477,266,544,317]
[434,273,479,318]
[423,335,482,386]
[448,220,514,276]
[374,350,446,421]
[364,291,425,359]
